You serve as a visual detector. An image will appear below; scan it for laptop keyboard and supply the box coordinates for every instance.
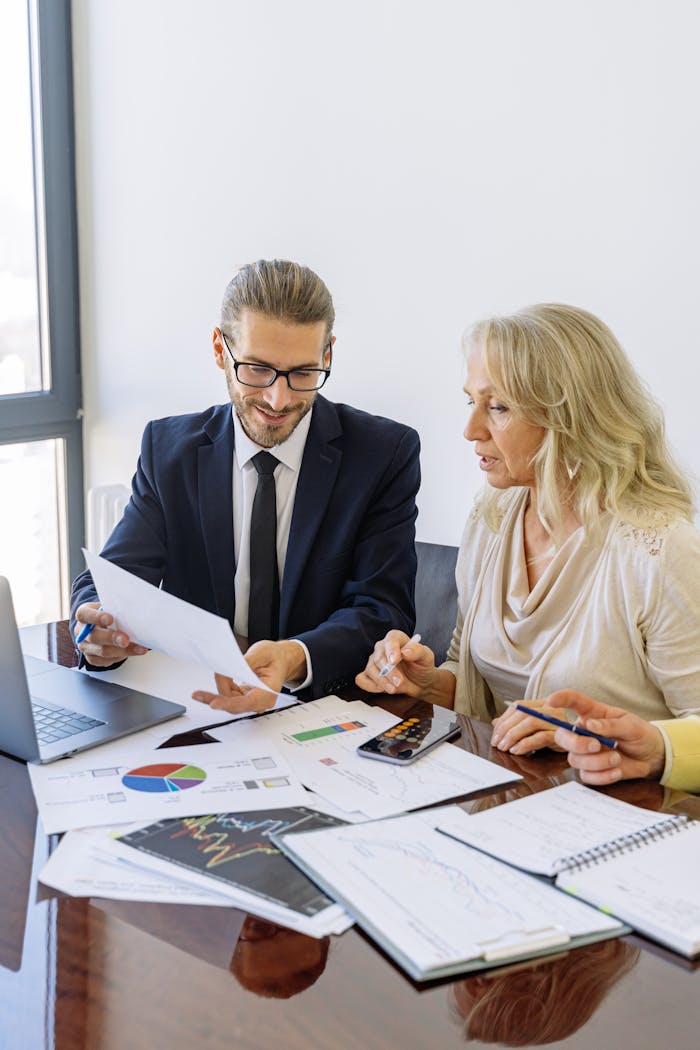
[32,699,106,744]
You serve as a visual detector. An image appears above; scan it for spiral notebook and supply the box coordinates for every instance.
[437,781,700,958]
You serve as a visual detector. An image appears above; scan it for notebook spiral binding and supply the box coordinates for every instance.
[553,814,689,874]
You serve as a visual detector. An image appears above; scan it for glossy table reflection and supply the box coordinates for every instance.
[1,622,699,1050]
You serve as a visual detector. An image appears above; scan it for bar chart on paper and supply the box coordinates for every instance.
[290,720,367,742]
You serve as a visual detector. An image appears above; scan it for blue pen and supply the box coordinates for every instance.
[76,608,103,645]
[510,703,618,750]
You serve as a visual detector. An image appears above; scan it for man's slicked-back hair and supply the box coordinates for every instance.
[221,259,335,341]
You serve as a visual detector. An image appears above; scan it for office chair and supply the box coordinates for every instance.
[414,541,459,664]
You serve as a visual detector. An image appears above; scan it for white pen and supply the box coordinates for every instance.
[378,634,421,678]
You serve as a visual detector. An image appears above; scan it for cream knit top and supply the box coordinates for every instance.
[442,488,700,723]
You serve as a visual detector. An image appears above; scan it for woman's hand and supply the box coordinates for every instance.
[355,631,437,698]
[548,689,666,785]
[491,698,565,754]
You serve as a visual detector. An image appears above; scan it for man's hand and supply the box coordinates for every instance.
[74,601,149,667]
[548,690,666,785]
[192,640,307,715]
[490,698,565,754]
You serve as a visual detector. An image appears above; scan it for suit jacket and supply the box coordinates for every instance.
[71,396,420,697]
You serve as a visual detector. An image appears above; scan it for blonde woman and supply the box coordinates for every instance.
[357,304,700,754]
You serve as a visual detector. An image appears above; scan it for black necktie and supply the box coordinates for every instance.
[248,451,279,643]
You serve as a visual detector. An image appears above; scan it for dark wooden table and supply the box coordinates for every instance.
[2,623,699,1050]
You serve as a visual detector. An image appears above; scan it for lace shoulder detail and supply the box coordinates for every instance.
[614,515,675,557]
[467,499,483,523]
[468,488,523,527]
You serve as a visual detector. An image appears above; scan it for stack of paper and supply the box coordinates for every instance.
[40,805,353,938]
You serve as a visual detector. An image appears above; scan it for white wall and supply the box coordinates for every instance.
[71,0,700,545]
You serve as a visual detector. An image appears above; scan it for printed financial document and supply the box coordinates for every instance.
[39,825,237,905]
[212,696,521,818]
[28,739,307,833]
[277,809,623,978]
[84,550,272,688]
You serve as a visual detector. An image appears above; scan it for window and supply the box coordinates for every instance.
[0,0,83,625]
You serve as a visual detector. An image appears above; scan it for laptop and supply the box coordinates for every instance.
[0,576,186,764]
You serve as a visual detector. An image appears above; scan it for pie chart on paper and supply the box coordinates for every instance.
[122,762,207,794]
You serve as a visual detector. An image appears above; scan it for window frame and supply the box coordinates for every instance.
[0,0,84,605]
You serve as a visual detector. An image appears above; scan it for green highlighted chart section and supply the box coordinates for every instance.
[291,720,366,742]
[122,762,207,794]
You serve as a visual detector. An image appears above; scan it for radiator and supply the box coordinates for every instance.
[86,484,130,552]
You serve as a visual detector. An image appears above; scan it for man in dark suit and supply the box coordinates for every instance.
[72,260,420,713]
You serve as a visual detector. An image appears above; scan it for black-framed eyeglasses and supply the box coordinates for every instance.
[221,331,332,391]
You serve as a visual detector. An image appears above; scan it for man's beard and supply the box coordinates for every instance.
[231,390,315,448]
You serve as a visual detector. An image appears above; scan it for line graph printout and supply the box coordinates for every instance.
[38,825,238,906]
[118,807,346,916]
[105,807,353,936]
[296,733,522,818]
[276,811,623,980]
[28,741,308,833]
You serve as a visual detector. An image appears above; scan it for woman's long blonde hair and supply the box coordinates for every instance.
[465,303,694,540]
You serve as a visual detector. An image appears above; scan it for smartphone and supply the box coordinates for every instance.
[356,710,461,764]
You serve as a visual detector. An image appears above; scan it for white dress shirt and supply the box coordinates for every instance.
[231,407,313,688]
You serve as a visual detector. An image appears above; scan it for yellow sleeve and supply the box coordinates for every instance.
[653,717,700,793]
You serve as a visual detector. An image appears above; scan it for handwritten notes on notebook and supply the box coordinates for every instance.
[436,780,680,875]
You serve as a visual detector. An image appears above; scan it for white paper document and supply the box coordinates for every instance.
[277,809,623,979]
[555,821,700,957]
[304,738,521,819]
[28,740,308,833]
[83,649,297,729]
[38,826,236,905]
[212,696,521,818]
[84,550,272,689]
[210,695,391,752]
[436,780,677,876]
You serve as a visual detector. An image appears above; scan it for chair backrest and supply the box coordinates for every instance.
[414,541,459,664]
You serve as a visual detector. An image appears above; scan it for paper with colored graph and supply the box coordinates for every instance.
[213,696,521,818]
[38,825,237,905]
[106,805,353,936]
[27,740,307,833]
